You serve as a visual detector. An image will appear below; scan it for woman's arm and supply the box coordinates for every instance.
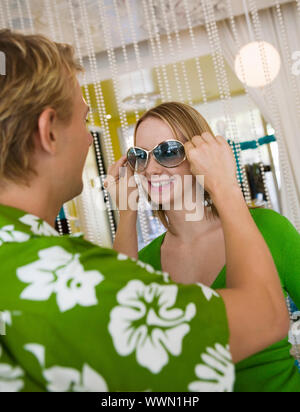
[113,210,138,259]
[105,156,139,259]
[214,185,288,363]
[185,133,290,364]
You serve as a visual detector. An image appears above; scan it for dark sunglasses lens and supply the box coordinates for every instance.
[127,148,148,172]
[153,141,185,168]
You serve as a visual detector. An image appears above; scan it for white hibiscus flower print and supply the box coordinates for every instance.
[24,343,109,392]
[188,344,235,392]
[19,214,59,237]
[24,343,108,392]
[17,246,104,312]
[0,311,20,335]
[109,280,196,374]
[197,283,220,301]
[0,225,30,246]
[24,344,46,368]
[1,311,12,327]
[136,260,170,283]
[117,253,129,261]
[0,312,5,336]
[117,254,170,283]
[44,364,108,392]
[0,346,24,392]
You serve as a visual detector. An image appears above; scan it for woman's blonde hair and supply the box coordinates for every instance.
[134,102,219,228]
[0,29,83,184]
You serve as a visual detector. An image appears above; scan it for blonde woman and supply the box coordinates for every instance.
[109,102,300,392]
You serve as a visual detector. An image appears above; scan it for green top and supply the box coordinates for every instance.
[139,208,300,393]
[0,204,234,392]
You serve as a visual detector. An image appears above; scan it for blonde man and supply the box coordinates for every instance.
[0,30,288,393]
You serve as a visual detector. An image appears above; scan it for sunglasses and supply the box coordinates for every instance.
[127,140,186,173]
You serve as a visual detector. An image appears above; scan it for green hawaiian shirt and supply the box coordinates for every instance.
[0,204,234,392]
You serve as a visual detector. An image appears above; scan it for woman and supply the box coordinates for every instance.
[107,102,299,392]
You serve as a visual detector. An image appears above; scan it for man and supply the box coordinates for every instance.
[0,30,288,392]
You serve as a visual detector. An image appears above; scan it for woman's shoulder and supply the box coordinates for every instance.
[250,206,289,224]
[249,207,299,239]
[249,206,281,218]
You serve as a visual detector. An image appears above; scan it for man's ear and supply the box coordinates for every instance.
[36,108,59,155]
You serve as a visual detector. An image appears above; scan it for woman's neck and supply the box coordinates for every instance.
[165,207,221,242]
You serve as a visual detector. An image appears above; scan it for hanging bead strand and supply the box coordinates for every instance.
[62,205,73,235]
[226,0,272,209]
[286,295,300,365]
[141,0,175,239]
[182,0,210,119]
[296,0,300,17]
[44,0,57,41]
[0,0,5,29]
[4,0,13,29]
[124,0,153,111]
[123,0,159,245]
[67,0,102,245]
[56,213,64,236]
[98,0,129,150]
[274,1,300,126]
[148,0,172,101]
[53,0,64,44]
[78,0,114,164]
[78,0,117,243]
[98,0,149,244]
[24,0,34,34]
[78,0,117,246]
[98,0,151,246]
[249,0,300,231]
[112,0,139,123]
[16,0,25,31]
[141,0,166,102]
[168,0,193,106]
[206,0,252,204]
[209,3,253,204]
[160,0,185,102]
[202,0,252,204]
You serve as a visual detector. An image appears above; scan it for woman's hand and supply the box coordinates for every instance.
[104,156,139,214]
[105,156,139,259]
[184,133,239,198]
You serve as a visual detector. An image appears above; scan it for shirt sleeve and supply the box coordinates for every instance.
[0,235,234,393]
[251,208,300,309]
[280,215,300,308]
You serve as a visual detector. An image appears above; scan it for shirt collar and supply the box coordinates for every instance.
[0,204,59,238]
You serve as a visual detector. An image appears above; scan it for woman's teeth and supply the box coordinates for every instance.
[150,179,174,188]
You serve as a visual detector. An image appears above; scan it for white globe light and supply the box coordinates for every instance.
[234,41,281,88]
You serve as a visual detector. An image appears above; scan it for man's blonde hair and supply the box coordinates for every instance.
[134,102,219,228]
[0,29,83,184]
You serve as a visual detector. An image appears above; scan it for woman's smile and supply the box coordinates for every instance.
[148,177,176,192]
